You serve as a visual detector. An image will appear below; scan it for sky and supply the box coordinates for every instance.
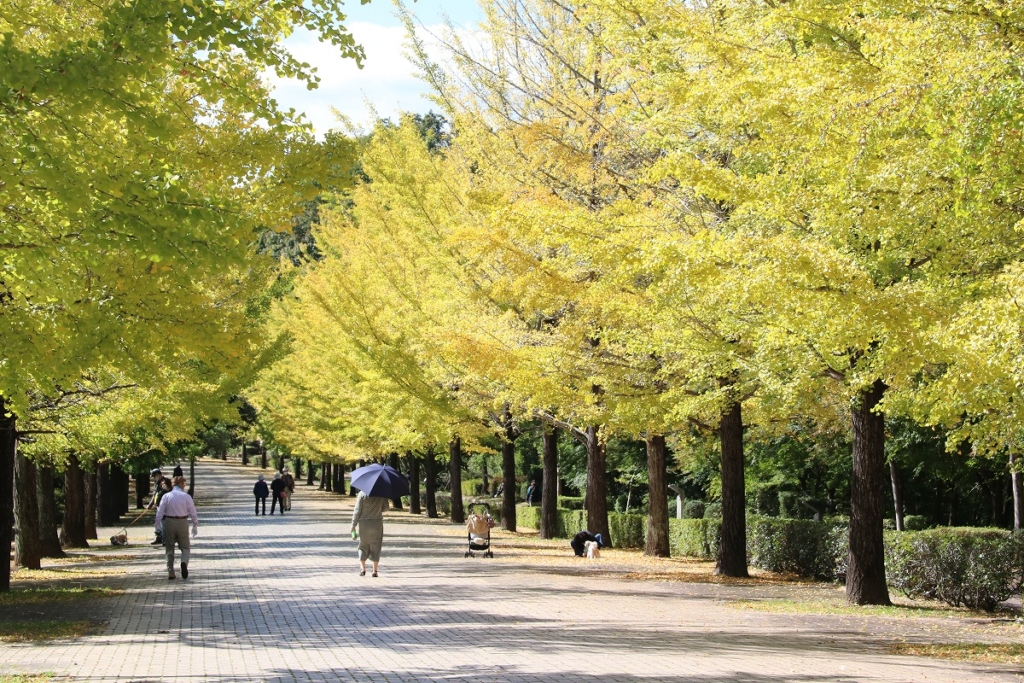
[269,1,484,134]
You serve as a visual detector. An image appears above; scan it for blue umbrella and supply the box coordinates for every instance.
[349,464,410,499]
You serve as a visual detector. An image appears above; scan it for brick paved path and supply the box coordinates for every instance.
[1,460,1021,682]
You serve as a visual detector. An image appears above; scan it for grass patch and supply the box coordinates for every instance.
[466,527,806,585]
[46,553,138,565]
[0,587,121,604]
[0,676,54,683]
[11,567,126,583]
[729,597,1018,620]
[0,620,100,642]
[890,642,1024,664]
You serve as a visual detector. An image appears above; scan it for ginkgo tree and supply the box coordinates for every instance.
[591,0,1024,603]
[0,0,367,590]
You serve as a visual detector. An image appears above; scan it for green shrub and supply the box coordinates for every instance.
[904,515,929,531]
[885,515,930,531]
[682,500,705,519]
[557,509,586,538]
[668,518,720,559]
[461,479,482,496]
[464,498,500,524]
[609,513,646,548]
[885,528,1024,611]
[434,493,451,516]
[826,523,849,582]
[703,501,722,518]
[559,496,585,510]
[748,517,833,578]
[517,505,541,530]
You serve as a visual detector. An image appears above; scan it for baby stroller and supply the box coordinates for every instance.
[465,502,495,558]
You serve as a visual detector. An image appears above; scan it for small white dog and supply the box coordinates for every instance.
[584,539,601,559]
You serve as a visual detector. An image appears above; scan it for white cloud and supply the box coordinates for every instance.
[267,23,432,133]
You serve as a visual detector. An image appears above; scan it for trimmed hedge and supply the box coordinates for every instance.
[748,517,834,579]
[668,518,720,559]
[558,496,585,510]
[886,528,1024,611]
[517,505,540,530]
[515,509,1024,610]
[609,513,646,548]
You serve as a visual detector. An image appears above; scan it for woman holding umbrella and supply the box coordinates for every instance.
[349,463,409,577]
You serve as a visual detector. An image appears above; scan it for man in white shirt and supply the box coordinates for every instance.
[155,476,199,580]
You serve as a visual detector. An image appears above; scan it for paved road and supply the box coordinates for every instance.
[1,460,1021,682]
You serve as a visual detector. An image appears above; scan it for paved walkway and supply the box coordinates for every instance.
[1,460,1021,682]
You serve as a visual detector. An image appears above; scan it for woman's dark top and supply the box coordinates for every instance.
[253,480,269,498]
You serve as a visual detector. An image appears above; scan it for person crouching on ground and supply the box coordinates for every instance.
[253,474,269,516]
[270,472,286,515]
[570,530,604,557]
[350,490,390,577]
[155,476,198,580]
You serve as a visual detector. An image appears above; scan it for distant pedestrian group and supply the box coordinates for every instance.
[253,471,294,515]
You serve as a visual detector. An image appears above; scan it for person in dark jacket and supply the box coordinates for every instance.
[269,473,286,515]
[570,530,604,557]
[253,474,269,515]
[172,464,184,478]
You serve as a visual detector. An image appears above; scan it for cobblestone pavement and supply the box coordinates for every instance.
[1,460,1021,682]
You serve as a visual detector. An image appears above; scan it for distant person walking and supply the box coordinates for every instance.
[172,464,184,478]
[350,490,390,577]
[270,472,286,515]
[526,480,537,507]
[253,474,269,516]
[282,470,295,511]
[148,469,171,545]
[155,476,198,580]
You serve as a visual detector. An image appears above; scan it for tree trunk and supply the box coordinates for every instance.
[61,454,88,548]
[889,459,905,531]
[260,445,268,470]
[96,463,113,527]
[338,462,348,495]
[188,458,195,497]
[583,426,609,545]
[645,434,670,557]
[425,448,438,518]
[501,439,516,531]
[135,471,148,509]
[84,469,98,539]
[717,403,748,576]
[539,428,559,539]
[117,467,128,515]
[449,439,464,524]
[36,466,64,558]
[242,443,249,466]
[408,453,421,515]
[276,452,284,472]
[323,462,332,492]
[389,453,404,510]
[306,461,316,486]
[847,380,891,605]
[481,457,489,495]
[0,401,15,589]
[1011,452,1023,532]
[295,458,303,480]
[14,452,41,569]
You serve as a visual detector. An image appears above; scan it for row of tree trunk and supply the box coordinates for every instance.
[14,454,132,571]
